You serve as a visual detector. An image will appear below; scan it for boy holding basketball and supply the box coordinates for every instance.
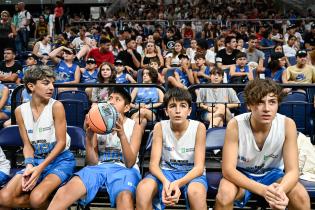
[215,79,310,210]
[136,87,207,210]
[0,65,76,209]
[47,87,146,210]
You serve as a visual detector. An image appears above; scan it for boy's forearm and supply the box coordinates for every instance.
[176,166,204,187]
[150,164,168,184]
[279,170,299,193]
[85,138,98,165]
[119,133,137,168]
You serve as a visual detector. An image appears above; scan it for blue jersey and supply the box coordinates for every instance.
[55,60,78,83]
[80,69,98,83]
[134,87,159,104]
[116,73,130,84]
[198,66,211,84]
[235,65,250,73]
[175,68,190,87]
[0,84,11,116]
[265,67,285,83]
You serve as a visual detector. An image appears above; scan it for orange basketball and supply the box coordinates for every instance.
[87,103,119,134]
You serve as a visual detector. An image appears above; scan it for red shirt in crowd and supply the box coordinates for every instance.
[88,48,115,67]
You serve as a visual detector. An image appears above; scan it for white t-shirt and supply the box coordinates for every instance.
[283,44,297,57]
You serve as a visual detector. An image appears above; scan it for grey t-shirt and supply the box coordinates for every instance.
[197,88,240,106]
[245,49,265,63]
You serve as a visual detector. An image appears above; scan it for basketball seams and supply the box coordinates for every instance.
[88,111,104,134]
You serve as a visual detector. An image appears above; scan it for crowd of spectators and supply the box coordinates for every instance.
[0,0,315,128]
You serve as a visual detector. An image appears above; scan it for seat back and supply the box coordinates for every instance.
[206,127,226,152]
[67,126,85,150]
[60,99,86,128]
[0,125,23,147]
[57,90,90,111]
[137,69,143,83]
[237,91,248,114]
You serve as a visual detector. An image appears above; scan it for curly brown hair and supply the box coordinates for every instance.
[244,78,286,106]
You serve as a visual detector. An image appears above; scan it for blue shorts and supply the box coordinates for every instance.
[146,169,208,210]
[17,150,75,185]
[0,171,10,187]
[75,163,141,207]
[235,168,284,208]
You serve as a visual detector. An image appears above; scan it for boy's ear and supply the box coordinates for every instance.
[123,103,130,113]
[164,107,168,117]
[26,82,34,92]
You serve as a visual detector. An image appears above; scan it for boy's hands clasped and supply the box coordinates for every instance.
[22,164,43,192]
[162,180,181,206]
[264,183,289,210]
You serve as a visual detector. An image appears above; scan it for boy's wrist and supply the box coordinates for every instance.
[24,157,35,166]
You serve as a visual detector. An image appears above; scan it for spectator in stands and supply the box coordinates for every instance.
[79,57,98,97]
[32,33,52,65]
[284,49,315,84]
[271,24,284,45]
[136,87,207,210]
[0,48,21,83]
[167,54,194,89]
[273,44,291,67]
[186,39,198,66]
[196,39,216,69]
[17,53,37,84]
[0,83,11,122]
[162,28,177,53]
[141,41,164,69]
[48,87,146,210]
[246,35,265,73]
[193,53,211,84]
[149,57,164,84]
[265,52,287,83]
[216,36,240,72]
[34,15,48,39]
[0,144,10,187]
[91,62,116,104]
[304,23,315,51]
[236,38,246,52]
[136,35,144,56]
[116,38,141,75]
[284,24,303,48]
[230,52,254,84]
[283,35,299,66]
[256,24,268,43]
[48,46,81,86]
[237,23,249,43]
[15,2,31,55]
[88,38,115,67]
[0,10,16,61]
[0,65,76,209]
[115,59,136,84]
[181,21,195,48]
[70,27,92,52]
[163,41,185,73]
[54,0,64,35]
[260,30,276,67]
[215,78,310,210]
[197,67,239,128]
[130,66,164,124]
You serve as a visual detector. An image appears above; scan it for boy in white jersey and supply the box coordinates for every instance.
[215,78,310,210]
[0,65,76,209]
[47,87,146,210]
[136,88,207,210]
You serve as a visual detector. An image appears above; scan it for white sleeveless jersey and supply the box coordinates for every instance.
[235,113,285,176]
[97,118,139,170]
[20,99,71,157]
[0,147,10,175]
[160,120,205,173]
[38,41,51,55]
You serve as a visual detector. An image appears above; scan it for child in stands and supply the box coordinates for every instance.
[136,88,207,210]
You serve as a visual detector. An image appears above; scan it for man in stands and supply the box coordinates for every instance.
[216,36,240,72]
[15,2,32,55]
[304,23,315,51]
[87,38,114,67]
[0,48,22,83]
[246,35,265,73]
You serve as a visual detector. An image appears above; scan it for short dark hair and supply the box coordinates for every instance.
[248,35,257,41]
[210,67,224,76]
[244,78,285,106]
[236,52,247,60]
[224,36,236,45]
[143,67,158,83]
[108,86,131,105]
[163,87,192,107]
[24,65,55,93]
[149,57,161,66]
[4,48,16,54]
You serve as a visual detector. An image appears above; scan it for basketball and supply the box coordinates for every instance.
[87,103,119,134]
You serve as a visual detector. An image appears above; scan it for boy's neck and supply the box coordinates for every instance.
[170,119,189,132]
[250,114,272,133]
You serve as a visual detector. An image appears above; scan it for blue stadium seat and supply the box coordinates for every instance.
[57,90,90,111]
[137,69,143,83]
[60,99,86,128]
[237,91,248,114]
[164,68,176,90]
[206,127,226,152]
[67,126,85,150]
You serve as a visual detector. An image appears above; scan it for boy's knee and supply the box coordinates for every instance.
[187,184,206,200]
[0,190,12,206]
[216,180,238,206]
[116,191,133,205]
[30,191,47,209]
[288,184,310,209]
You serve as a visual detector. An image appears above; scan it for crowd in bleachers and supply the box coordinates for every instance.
[0,0,315,209]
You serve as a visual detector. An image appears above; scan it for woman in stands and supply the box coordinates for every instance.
[0,65,76,209]
[0,10,16,60]
[163,41,185,75]
[141,41,164,69]
[32,33,52,65]
[91,62,116,104]
[130,67,164,124]
[34,15,48,40]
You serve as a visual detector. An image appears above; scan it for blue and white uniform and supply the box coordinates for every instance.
[0,84,11,117]
[80,69,98,83]
[55,60,78,83]
[0,147,10,186]
[198,66,211,84]
[75,118,141,207]
[18,99,75,184]
[116,73,130,84]
[147,120,207,210]
[175,68,191,87]
[234,113,286,207]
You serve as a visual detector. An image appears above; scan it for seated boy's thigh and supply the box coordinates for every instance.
[235,168,284,208]
[0,171,10,186]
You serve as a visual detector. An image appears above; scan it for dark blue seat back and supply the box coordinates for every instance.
[164,68,176,90]
[60,99,86,128]
[67,126,85,150]
[57,90,90,111]
[206,127,226,152]
[237,91,248,114]
[0,125,23,147]
[137,69,143,83]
